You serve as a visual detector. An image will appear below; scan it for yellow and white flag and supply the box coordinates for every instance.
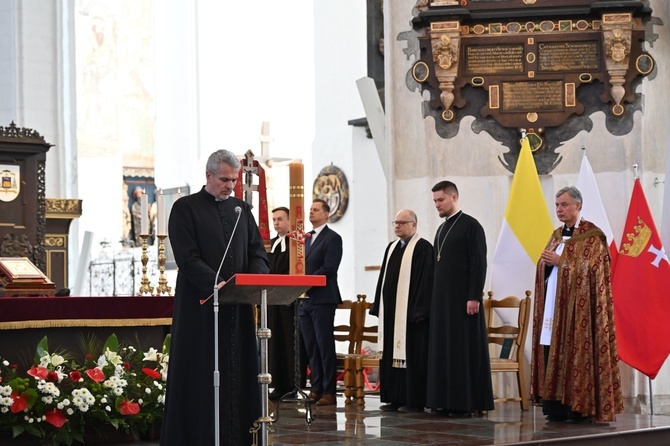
[490,138,553,300]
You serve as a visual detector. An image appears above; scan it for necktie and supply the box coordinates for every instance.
[305,230,316,254]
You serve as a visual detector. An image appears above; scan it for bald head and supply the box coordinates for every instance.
[393,209,418,240]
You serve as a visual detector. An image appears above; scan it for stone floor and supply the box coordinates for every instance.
[111,393,670,445]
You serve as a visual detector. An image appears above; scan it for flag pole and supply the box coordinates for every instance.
[632,163,653,414]
[649,377,654,415]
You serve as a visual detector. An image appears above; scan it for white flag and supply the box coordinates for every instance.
[576,152,617,259]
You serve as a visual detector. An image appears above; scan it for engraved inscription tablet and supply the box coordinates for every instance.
[465,45,524,75]
[502,80,564,112]
[538,41,600,72]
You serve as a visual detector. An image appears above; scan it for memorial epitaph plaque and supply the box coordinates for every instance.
[408,0,657,173]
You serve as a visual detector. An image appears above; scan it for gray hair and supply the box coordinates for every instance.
[407,209,418,224]
[206,150,241,174]
[556,186,583,204]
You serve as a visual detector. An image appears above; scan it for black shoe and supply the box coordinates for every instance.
[448,410,474,418]
[545,415,567,422]
[397,405,423,413]
[380,403,401,412]
[566,415,592,424]
[269,389,294,401]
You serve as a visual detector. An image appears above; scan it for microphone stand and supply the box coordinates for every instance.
[212,205,242,446]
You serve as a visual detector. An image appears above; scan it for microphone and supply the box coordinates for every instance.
[200,205,243,305]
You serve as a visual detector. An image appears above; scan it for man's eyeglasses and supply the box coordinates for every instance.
[392,220,415,226]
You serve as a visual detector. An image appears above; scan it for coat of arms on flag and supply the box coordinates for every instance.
[0,165,20,202]
[613,178,670,379]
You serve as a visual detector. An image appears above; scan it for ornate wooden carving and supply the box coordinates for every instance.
[0,122,53,273]
[46,198,83,291]
[406,1,658,173]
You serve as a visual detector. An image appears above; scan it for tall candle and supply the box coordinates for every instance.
[289,162,305,275]
[157,191,166,236]
[140,192,149,235]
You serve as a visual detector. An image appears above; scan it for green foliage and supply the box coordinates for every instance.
[0,333,169,445]
[34,336,49,365]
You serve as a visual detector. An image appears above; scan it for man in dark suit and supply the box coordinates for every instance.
[299,198,343,406]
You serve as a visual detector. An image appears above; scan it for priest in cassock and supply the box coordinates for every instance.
[370,209,433,413]
[161,149,269,446]
[426,180,494,417]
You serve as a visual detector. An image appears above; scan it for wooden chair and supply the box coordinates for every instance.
[483,290,532,411]
[334,294,379,406]
[349,294,380,406]
[334,299,359,404]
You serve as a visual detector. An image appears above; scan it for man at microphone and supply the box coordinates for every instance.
[161,149,269,446]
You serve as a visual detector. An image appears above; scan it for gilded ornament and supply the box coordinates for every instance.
[433,35,457,70]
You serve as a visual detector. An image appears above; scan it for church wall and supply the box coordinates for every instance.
[312,0,368,307]
[7,1,75,200]
[350,126,388,316]
[386,0,670,412]
[0,2,17,123]
[0,0,80,283]
[153,0,201,191]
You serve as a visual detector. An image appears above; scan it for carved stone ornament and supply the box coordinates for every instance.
[312,165,349,224]
[404,0,658,174]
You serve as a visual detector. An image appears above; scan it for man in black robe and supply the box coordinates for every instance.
[267,206,307,400]
[161,149,269,446]
[426,180,494,417]
[370,209,433,413]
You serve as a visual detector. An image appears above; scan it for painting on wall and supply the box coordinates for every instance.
[123,170,155,247]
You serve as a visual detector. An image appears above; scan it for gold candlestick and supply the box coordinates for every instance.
[154,235,172,296]
[139,234,154,296]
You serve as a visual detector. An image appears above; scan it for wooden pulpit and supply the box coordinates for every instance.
[0,122,52,274]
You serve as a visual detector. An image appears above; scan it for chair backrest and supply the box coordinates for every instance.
[483,290,532,361]
[355,294,378,351]
[335,299,359,355]
[335,294,378,355]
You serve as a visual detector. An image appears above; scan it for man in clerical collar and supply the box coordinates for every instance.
[371,209,433,413]
[268,207,306,401]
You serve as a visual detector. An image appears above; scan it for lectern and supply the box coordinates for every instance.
[207,273,325,446]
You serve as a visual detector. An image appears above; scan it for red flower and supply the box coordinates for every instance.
[10,391,28,414]
[26,366,48,380]
[46,371,59,382]
[69,371,82,382]
[85,354,92,360]
[119,400,140,415]
[85,368,105,383]
[45,408,68,428]
[123,362,131,371]
[142,368,161,379]
[10,364,17,369]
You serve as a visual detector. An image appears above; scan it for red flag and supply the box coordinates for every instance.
[613,179,670,378]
